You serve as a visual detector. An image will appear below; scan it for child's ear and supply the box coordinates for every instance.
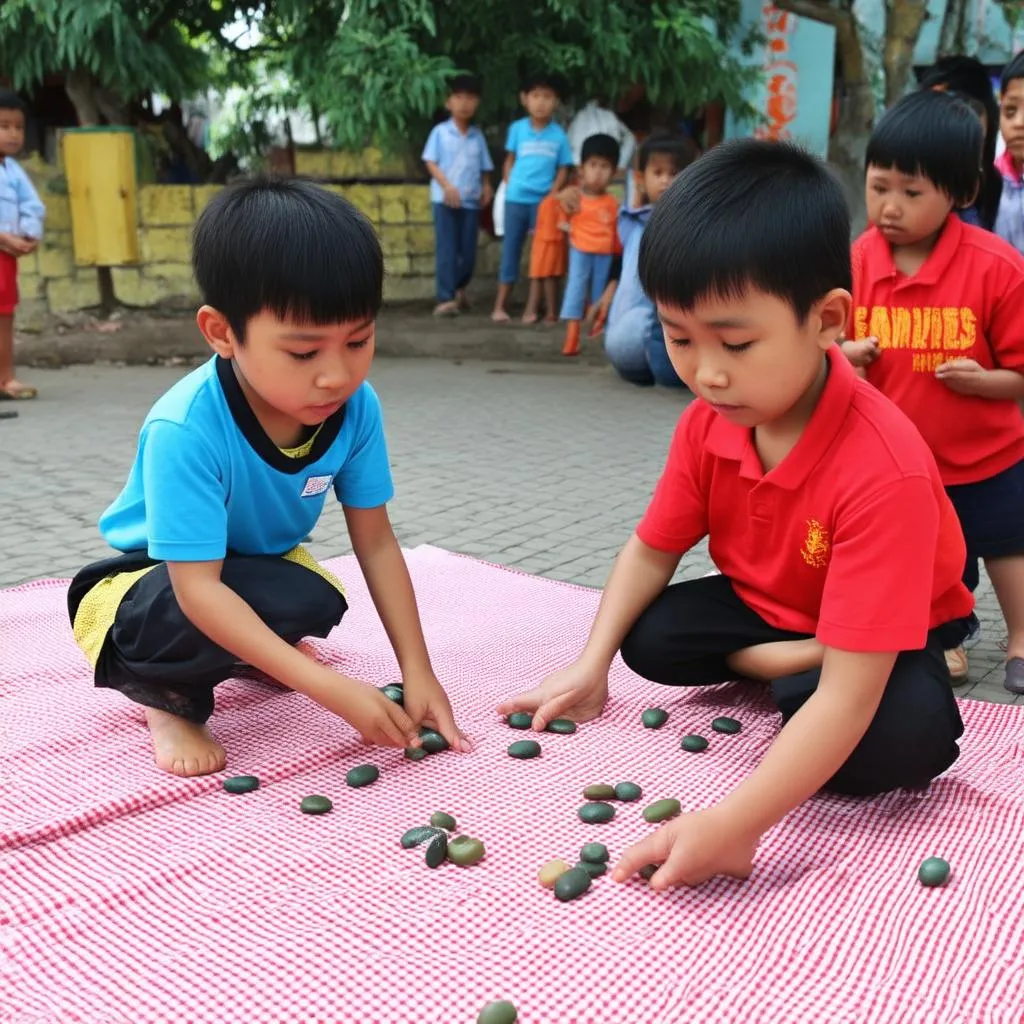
[196,305,238,358]
[814,288,851,350]
[519,90,528,109]
[633,167,645,202]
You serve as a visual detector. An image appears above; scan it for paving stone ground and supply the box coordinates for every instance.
[1,357,1014,704]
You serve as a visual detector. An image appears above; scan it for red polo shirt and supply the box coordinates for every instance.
[637,346,973,652]
[850,217,1024,485]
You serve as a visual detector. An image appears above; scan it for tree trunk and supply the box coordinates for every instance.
[938,0,970,55]
[883,0,931,104]
[64,69,102,126]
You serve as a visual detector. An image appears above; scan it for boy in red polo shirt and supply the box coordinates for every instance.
[498,139,974,889]
[843,90,1024,694]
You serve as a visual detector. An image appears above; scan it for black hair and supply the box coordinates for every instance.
[448,74,481,97]
[192,176,383,342]
[637,131,700,173]
[521,73,561,99]
[1002,50,1024,93]
[580,133,620,168]
[920,55,1001,228]
[0,91,26,115]
[867,90,981,208]
[639,139,850,321]
[947,90,986,122]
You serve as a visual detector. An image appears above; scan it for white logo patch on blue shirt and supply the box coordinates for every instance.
[300,474,334,497]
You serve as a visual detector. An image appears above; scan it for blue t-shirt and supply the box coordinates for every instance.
[100,357,395,561]
[505,118,573,205]
[421,119,494,208]
[608,204,654,325]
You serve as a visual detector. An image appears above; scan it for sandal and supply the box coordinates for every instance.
[490,310,511,323]
[432,301,460,317]
[0,379,37,400]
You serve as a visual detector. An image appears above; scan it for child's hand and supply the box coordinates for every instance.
[612,806,759,889]
[586,294,612,337]
[320,670,422,748]
[402,669,473,752]
[19,236,38,255]
[0,231,28,255]
[935,358,986,395]
[481,181,494,208]
[556,186,581,216]
[443,183,461,208]
[840,337,880,368]
[496,660,608,731]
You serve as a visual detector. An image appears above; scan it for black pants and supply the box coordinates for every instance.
[619,574,967,796]
[68,551,348,724]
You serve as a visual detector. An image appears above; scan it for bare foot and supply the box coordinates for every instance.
[521,311,539,325]
[491,309,511,323]
[433,300,459,317]
[146,707,226,777]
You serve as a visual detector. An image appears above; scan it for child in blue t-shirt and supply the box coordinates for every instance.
[69,178,469,777]
[422,74,494,317]
[491,73,573,323]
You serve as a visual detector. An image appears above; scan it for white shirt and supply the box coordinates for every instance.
[567,101,636,170]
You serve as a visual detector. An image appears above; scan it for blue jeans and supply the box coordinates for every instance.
[560,248,613,320]
[604,304,685,388]
[499,201,538,284]
[432,204,479,302]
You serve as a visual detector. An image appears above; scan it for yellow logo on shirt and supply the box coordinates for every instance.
[800,519,830,569]
[852,305,978,373]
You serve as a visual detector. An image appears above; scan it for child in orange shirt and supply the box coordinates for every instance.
[559,134,622,356]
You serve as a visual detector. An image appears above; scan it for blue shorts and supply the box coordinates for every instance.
[945,456,1024,591]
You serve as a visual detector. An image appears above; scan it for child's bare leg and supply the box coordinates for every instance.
[522,279,542,323]
[492,283,512,321]
[542,278,558,322]
[727,638,825,681]
[145,707,226,777]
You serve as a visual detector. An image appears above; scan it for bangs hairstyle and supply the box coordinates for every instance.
[448,73,481,97]
[192,176,383,342]
[1003,50,1024,93]
[639,139,850,321]
[866,90,981,207]
[521,72,562,98]
[638,131,699,173]
[0,90,26,114]
[581,132,620,167]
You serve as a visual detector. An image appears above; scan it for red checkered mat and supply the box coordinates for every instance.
[2,545,1024,1024]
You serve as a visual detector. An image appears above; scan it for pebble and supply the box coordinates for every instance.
[380,684,404,705]
[222,775,259,794]
[404,746,428,761]
[580,842,610,864]
[576,860,608,879]
[681,734,709,753]
[419,729,450,754]
[345,764,379,788]
[614,781,643,802]
[642,798,681,823]
[508,739,541,759]
[477,1001,518,1024]
[400,826,442,849]
[641,707,669,729]
[578,801,616,824]
[546,718,577,734]
[639,864,659,880]
[918,856,951,888]
[299,795,333,815]
[430,811,457,831]
[447,836,486,866]
[583,784,616,800]
[425,832,448,868]
[506,711,533,729]
[538,858,572,888]
[554,865,593,902]
[712,716,742,734]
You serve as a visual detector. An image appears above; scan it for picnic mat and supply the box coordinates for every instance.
[2,545,1024,1024]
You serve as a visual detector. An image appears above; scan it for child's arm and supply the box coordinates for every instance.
[424,160,461,208]
[935,361,1024,398]
[550,165,570,193]
[345,503,469,751]
[502,152,515,184]
[12,161,45,242]
[167,560,421,747]
[481,172,494,207]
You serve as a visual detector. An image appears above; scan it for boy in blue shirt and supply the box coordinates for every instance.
[68,178,469,777]
[422,75,494,317]
[0,90,45,403]
[491,73,573,323]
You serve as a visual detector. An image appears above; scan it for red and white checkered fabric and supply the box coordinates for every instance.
[2,545,1023,1024]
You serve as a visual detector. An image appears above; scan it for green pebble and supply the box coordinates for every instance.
[447,836,486,866]
[419,729,450,754]
[380,684,405,706]
[424,832,448,868]
[430,811,457,831]
[614,781,643,802]
[712,716,742,735]
[639,864,659,881]
[642,798,681,823]
[576,859,608,879]
[477,1001,518,1024]
[404,746,428,761]
[345,764,379,788]
[545,718,577,734]
[918,856,951,888]
[299,795,333,815]
[554,865,593,902]
[641,707,669,729]
[681,734,709,753]
[583,784,616,801]
[506,712,533,729]
[400,826,442,849]
[578,801,615,824]
[508,739,541,759]
[222,775,260,794]
[580,842,610,864]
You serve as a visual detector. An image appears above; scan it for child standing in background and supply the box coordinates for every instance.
[996,51,1024,254]
[492,74,573,324]
[0,90,45,402]
[560,133,621,357]
[422,75,494,317]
